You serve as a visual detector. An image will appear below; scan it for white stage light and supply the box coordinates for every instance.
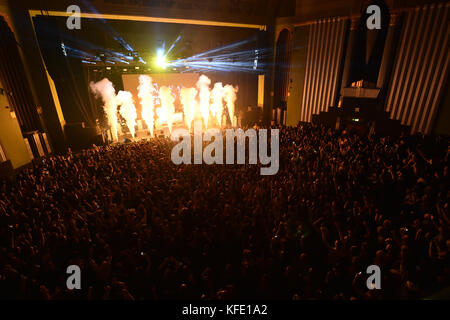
[155,48,167,69]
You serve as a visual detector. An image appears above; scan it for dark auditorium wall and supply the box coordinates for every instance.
[33,16,96,127]
[277,0,449,134]
[19,0,284,25]
[299,17,347,122]
[273,29,293,113]
[294,0,444,20]
[3,3,67,153]
[0,79,32,169]
[286,26,308,126]
[294,0,359,22]
[385,2,449,134]
[433,79,450,136]
[0,15,42,133]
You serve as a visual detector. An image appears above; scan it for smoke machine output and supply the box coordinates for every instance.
[90,74,238,142]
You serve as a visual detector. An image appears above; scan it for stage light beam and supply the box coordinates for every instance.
[154,48,168,69]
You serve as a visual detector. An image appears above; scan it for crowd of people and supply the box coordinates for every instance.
[0,123,448,299]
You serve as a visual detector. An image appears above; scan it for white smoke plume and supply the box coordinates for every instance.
[91,74,238,140]
[138,75,156,137]
[196,75,211,129]
[224,84,238,127]
[116,90,138,138]
[180,87,198,132]
[211,82,224,127]
[158,86,176,133]
[89,78,119,142]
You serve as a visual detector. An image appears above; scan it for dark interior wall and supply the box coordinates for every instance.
[273,29,292,110]
[279,0,449,134]
[298,18,347,122]
[350,0,390,84]
[385,3,449,134]
[33,16,95,127]
[295,0,361,20]
[433,78,450,136]
[286,25,308,125]
[7,5,67,153]
[294,0,443,21]
[0,15,42,133]
[17,0,290,24]
[262,26,276,124]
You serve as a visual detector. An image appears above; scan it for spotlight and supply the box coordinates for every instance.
[154,48,167,69]
[135,66,140,70]
[106,66,112,70]
[156,57,167,69]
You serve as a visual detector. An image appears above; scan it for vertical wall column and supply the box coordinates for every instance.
[340,17,360,92]
[263,26,276,125]
[377,13,401,103]
[273,28,294,125]
[286,25,309,126]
